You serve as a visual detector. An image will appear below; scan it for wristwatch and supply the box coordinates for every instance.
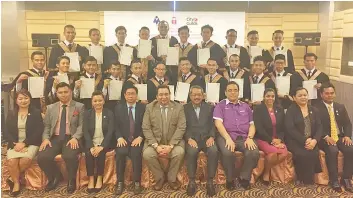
[247,136,253,139]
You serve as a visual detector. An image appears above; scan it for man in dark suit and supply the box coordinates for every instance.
[184,85,218,196]
[115,85,146,195]
[315,83,353,193]
[37,82,85,194]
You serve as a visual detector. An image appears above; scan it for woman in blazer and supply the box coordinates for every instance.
[83,91,115,193]
[254,88,288,185]
[5,89,44,196]
[285,87,322,185]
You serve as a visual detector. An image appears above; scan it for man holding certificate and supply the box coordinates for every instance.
[87,28,104,75]
[290,53,329,106]
[213,81,259,190]
[269,54,293,109]
[204,58,227,102]
[250,56,277,107]
[188,25,226,76]
[147,62,172,103]
[48,25,88,72]
[102,61,124,110]
[245,30,273,72]
[223,54,251,102]
[122,60,148,104]
[222,29,250,71]
[73,56,103,110]
[103,26,137,78]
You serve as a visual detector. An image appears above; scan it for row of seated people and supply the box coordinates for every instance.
[3,80,352,197]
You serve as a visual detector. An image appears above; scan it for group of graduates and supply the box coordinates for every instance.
[3,21,353,197]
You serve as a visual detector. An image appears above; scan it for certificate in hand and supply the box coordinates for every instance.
[157,39,169,57]
[119,46,134,66]
[250,46,262,64]
[135,84,147,101]
[197,48,210,66]
[137,39,152,58]
[230,78,244,98]
[206,83,220,103]
[108,80,123,100]
[303,80,318,99]
[168,85,175,101]
[276,76,290,95]
[251,83,265,102]
[175,82,190,102]
[166,47,179,66]
[227,48,240,63]
[65,52,80,72]
[80,78,95,99]
[89,45,103,64]
[28,77,44,98]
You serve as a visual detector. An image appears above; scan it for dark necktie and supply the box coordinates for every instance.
[230,45,233,48]
[162,36,165,39]
[38,70,43,77]
[128,106,135,141]
[253,76,259,84]
[182,75,186,82]
[68,44,73,51]
[307,71,312,79]
[277,47,280,50]
[158,79,163,85]
[231,73,235,79]
[209,75,213,82]
[90,76,94,79]
[119,44,123,47]
[59,105,67,140]
[277,73,281,77]
[202,42,207,48]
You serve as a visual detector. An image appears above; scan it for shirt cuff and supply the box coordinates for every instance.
[213,117,223,122]
[249,121,254,125]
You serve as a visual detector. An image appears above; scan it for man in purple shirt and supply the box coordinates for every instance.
[213,81,259,190]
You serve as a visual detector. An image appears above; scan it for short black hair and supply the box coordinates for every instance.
[226,29,237,35]
[272,30,284,36]
[226,81,239,91]
[294,87,308,96]
[275,54,286,62]
[56,56,70,64]
[84,56,97,64]
[179,57,190,64]
[178,25,189,33]
[304,53,318,60]
[124,85,138,94]
[64,25,75,31]
[247,30,258,37]
[207,57,218,64]
[229,54,240,61]
[56,82,71,90]
[319,82,335,94]
[139,26,150,33]
[115,26,127,34]
[156,84,170,94]
[31,51,45,60]
[201,24,213,34]
[89,28,100,36]
[253,55,265,64]
[263,88,276,97]
[91,90,104,99]
[155,61,166,68]
[110,61,121,69]
[130,59,141,68]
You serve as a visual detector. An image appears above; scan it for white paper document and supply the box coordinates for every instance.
[119,46,134,66]
[65,52,80,72]
[227,48,240,64]
[108,80,123,100]
[166,47,179,65]
[137,39,152,58]
[197,48,210,66]
[168,85,175,101]
[89,45,103,64]
[250,46,263,64]
[135,84,147,101]
[80,78,95,99]
[230,78,244,98]
[276,76,291,96]
[303,80,318,99]
[28,77,44,98]
[175,82,191,102]
[206,83,220,103]
[157,39,169,57]
[56,75,69,84]
[251,83,265,102]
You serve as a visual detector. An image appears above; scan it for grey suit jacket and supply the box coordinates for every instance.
[43,100,85,140]
[142,100,186,149]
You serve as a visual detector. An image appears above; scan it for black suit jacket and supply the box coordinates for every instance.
[184,102,216,142]
[83,108,115,150]
[285,104,322,146]
[314,101,352,138]
[114,102,146,141]
[254,103,286,143]
[5,107,44,149]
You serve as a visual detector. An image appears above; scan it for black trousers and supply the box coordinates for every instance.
[320,137,353,181]
[185,140,218,181]
[85,149,108,176]
[115,142,143,182]
[37,135,81,181]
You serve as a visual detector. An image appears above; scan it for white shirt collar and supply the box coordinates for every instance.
[155,76,164,82]
[127,103,136,108]
[64,40,74,46]
[86,72,95,78]
[181,42,189,46]
[90,42,100,46]
[57,71,68,76]
[118,42,126,46]
[225,99,239,105]
[131,74,139,81]
[227,43,236,48]
[159,34,169,39]
[323,101,334,110]
[230,68,238,75]
[274,45,283,50]
[254,73,264,80]
[304,67,316,74]
[182,72,192,78]
[275,70,285,76]
[32,67,41,74]
[210,72,218,79]
[203,40,211,45]
[109,75,119,80]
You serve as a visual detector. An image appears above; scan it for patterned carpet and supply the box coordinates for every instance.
[2,181,353,198]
